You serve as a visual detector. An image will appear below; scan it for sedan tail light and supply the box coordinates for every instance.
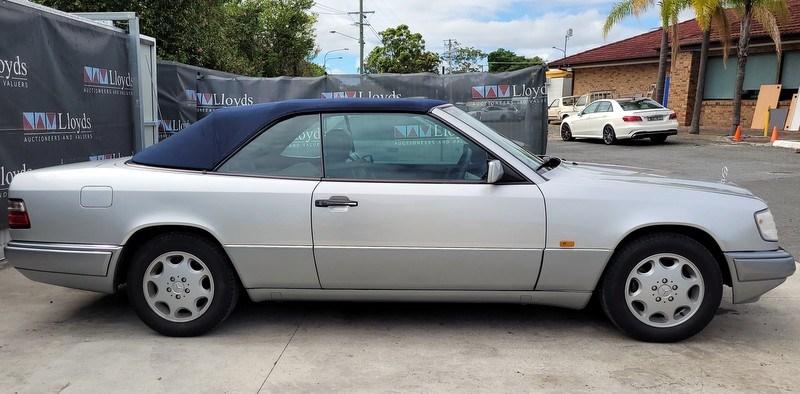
[622,116,643,122]
[8,199,30,229]
[669,112,677,120]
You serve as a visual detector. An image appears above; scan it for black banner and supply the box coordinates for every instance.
[158,62,548,154]
[0,1,135,229]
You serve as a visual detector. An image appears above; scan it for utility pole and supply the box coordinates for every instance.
[347,1,374,74]
[443,39,458,74]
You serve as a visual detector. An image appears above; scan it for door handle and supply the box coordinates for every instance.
[315,196,358,208]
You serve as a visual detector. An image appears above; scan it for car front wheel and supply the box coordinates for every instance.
[599,233,723,342]
[127,232,240,337]
[561,124,574,141]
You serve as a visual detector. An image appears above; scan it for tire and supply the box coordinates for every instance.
[602,126,616,145]
[561,123,574,141]
[651,135,668,144]
[127,232,240,337]
[599,233,723,342]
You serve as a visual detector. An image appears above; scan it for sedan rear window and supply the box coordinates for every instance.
[619,99,664,111]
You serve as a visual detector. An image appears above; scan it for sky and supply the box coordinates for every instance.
[311,0,696,74]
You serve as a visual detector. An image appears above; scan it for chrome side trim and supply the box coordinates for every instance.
[246,288,592,310]
[535,248,612,291]
[314,247,542,290]
[224,245,320,289]
[731,250,796,282]
[5,241,122,293]
[5,241,121,276]
[725,249,797,304]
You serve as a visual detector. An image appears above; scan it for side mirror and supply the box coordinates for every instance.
[487,160,504,184]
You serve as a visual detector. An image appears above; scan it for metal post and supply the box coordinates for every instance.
[127,16,144,152]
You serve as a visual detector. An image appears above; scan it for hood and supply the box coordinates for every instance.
[548,161,756,198]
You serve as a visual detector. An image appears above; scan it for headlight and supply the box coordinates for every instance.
[755,209,779,242]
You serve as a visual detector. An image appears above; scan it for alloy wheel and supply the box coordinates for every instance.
[142,251,215,323]
[624,253,705,328]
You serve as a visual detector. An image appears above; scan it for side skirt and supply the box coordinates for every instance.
[245,288,593,310]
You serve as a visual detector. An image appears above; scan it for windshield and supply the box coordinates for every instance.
[619,99,664,110]
[440,105,544,170]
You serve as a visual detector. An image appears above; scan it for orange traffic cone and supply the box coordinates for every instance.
[733,125,742,142]
[770,126,780,142]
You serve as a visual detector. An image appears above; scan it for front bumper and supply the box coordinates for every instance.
[725,249,796,303]
[4,241,122,293]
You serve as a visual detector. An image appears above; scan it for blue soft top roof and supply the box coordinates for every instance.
[132,98,447,171]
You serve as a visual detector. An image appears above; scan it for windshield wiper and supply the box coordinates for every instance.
[535,156,562,172]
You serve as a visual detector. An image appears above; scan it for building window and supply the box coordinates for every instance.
[704,53,780,100]
[781,52,800,90]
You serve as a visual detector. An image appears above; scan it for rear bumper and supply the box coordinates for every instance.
[725,249,796,303]
[4,241,122,293]
[628,129,678,139]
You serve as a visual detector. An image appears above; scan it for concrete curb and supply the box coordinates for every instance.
[773,140,800,150]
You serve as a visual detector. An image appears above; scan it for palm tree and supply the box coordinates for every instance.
[687,1,731,134]
[728,0,787,133]
[604,0,678,104]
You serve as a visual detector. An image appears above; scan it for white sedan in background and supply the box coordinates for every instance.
[560,98,678,145]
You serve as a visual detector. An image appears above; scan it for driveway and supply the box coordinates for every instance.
[1,131,798,392]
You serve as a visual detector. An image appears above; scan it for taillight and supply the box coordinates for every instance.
[8,199,30,229]
[669,112,677,120]
[622,116,643,122]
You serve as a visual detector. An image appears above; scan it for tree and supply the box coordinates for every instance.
[447,44,486,73]
[364,25,440,74]
[686,1,731,134]
[35,0,320,77]
[604,0,678,104]
[487,48,544,72]
[728,0,787,132]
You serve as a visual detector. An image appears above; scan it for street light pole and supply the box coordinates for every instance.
[564,28,573,58]
[323,48,349,71]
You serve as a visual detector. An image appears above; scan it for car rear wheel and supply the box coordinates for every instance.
[561,124,574,141]
[127,232,239,337]
[651,135,668,144]
[602,126,616,145]
[599,233,722,342]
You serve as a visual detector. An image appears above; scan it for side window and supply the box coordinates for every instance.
[321,113,489,182]
[218,114,321,178]
[596,101,612,113]
[582,102,600,114]
[575,95,588,106]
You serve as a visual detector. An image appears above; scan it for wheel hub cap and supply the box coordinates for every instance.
[624,253,705,328]
[142,251,214,323]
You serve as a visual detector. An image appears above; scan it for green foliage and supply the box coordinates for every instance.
[35,0,320,76]
[365,25,440,74]
[450,46,486,73]
[487,48,543,72]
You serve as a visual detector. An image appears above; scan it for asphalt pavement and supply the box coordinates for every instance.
[0,129,798,392]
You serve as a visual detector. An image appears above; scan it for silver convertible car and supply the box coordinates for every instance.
[5,99,795,341]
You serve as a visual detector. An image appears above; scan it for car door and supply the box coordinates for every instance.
[311,112,546,290]
[214,114,322,289]
[589,101,613,136]
[571,101,600,136]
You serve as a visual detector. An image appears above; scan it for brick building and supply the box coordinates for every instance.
[549,0,800,130]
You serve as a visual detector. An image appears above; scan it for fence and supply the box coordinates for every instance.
[157,62,549,154]
[0,0,157,253]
